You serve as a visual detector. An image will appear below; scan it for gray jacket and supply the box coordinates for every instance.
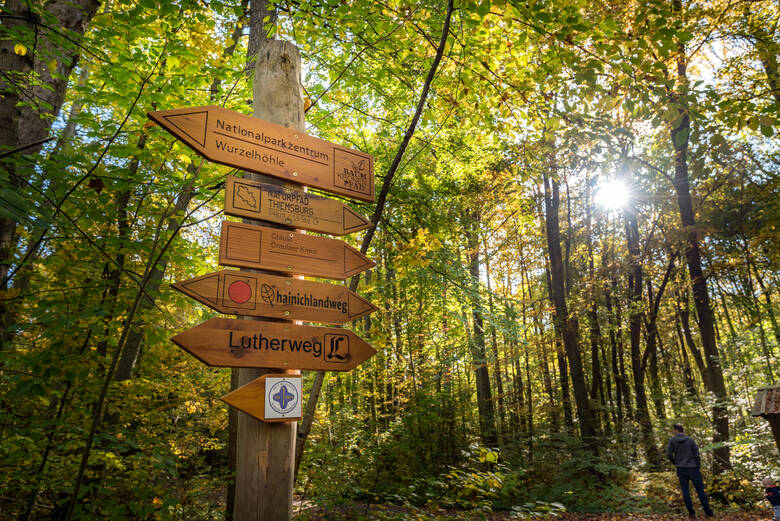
[666,433,701,468]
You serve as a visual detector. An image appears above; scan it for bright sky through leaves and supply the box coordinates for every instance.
[594,178,630,211]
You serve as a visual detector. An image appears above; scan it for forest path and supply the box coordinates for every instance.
[294,504,770,521]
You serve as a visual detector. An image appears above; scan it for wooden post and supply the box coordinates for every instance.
[234,39,303,521]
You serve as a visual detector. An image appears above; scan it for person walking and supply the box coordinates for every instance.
[763,476,780,521]
[666,423,714,518]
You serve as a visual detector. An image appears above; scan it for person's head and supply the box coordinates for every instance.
[763,477,776,488]
[672,423,684,434]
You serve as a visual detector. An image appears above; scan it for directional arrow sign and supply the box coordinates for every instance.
[224,175,371,236]
[147,106,375,202]
[219,221,375,280]
[221,374,303,423]
[171,317,376,371]
[171,270,377,324]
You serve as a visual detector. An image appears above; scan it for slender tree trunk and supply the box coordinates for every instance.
[644,254,676,421]
[745,11,780,107]
[464,210,498,447]
[670,4,730,470]
[603,257,629,432]
[739,258,775,382]
[544,261,573,432]
[484,242,506,444]
[293,0,454,476]
[675,314,698,396]
[624,208,661,468]
[715,282,738,340]
[585,181,605,433]
[542,171,598,448]
[518,245,535,451]
[114,1,247,380]
[603,256,626,431]
[677,287,708,387]
[744,246,778,379]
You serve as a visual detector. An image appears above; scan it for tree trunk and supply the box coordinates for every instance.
[542,171,598,448]
[464,209,498,447]
[484,242,506,444]
[675,315,698,396]
[670,7,731,470]
[0,0,100,354]
[0,0,100,288]
[624,208,661,468]
[644,254,676,421]
[585,180,606,432]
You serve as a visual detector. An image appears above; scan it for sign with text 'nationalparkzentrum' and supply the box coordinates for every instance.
[219,221,375,280]
[172,318,376,371]
[224,175,372,236]
[172,269,377,324]
[148,106,375,202]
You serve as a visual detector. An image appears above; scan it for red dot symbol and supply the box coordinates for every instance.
[228,280,252,303]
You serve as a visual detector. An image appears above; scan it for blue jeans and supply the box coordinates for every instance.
[676,467,713,516]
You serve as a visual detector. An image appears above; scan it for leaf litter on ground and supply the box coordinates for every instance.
[293,503,772,521]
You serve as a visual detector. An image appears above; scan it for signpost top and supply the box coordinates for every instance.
[148,106,375,202]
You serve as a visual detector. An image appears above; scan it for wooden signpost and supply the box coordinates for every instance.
[225,175,371,236]
[222,374,303,423]
[172,270,377,324]
[171,317,376,371]
[219,221,375,280]
[157,46,377,520]
[147,106,375,202]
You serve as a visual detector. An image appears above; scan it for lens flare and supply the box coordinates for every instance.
[595,179,630,210]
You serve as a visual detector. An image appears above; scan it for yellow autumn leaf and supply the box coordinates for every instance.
[14,43,26,56]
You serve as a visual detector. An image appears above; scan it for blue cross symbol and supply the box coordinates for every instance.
[272,384,294,410]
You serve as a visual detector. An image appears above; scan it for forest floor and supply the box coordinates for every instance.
[293,503,772,521]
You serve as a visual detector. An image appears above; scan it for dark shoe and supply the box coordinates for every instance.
[688,514,696,519]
